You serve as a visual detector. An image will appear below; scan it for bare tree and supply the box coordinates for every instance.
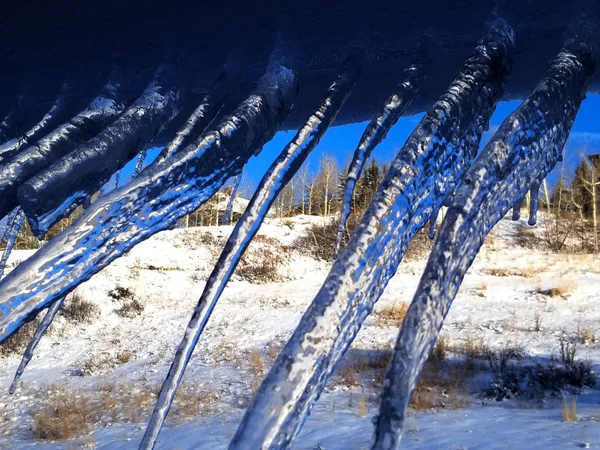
[578,153,600,254]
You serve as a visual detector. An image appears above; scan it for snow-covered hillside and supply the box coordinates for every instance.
[0,215,599,449]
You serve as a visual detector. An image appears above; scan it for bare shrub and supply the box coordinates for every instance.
[61,293,100,323]
[246,350,265,377]
[0,320,38,357]
[32,388,97,441]
[237,237,290,284]
[115,299,145,318]
[373,302,409,327]
[81,354,115,376]
[484,267,515,277]
[534,312,542,332]
[116,351,132,365]
[514,224,542,249]
[108,286,135,301]
[559,335,578,365]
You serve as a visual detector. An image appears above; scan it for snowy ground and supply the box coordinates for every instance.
[0,215,599,449]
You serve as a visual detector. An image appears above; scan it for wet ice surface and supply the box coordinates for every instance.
[0,216,598,449]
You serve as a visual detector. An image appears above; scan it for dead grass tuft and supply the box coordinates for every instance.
[115,298,145,318]
[32,388,97,441]
[562,396,578,422]
[0,319,38,357]
[535,280,576,298]
[237,237,290,284]
[373,302,409,327]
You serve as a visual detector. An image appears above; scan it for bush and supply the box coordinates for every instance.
[0,320,38,357]
[61,293,100,323]
[115,299,145,318]
[237,236,290,283]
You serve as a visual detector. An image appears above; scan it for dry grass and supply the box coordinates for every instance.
[534,311,542,333]
[483,267,515,277]
[61,293,100,323]
[0,319,38,357]
[521,264,544,278]
[471,282,487,297]
[430,335,451,362]
[535,280,576,298]
[246,350,265,377]
[373,302,409,327]
[32,387,97,441]
[562,396,578,422]
[461,336,487,360]
[578,328,597,344]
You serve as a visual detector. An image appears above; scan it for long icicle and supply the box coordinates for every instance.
[18,64,181,237]
[150,73,228,166]
[0,75,126,219]
[511,196,525,220]
[528,178,542,225]
[8,296,65,394]
[0,209,25,279]
[140,59,359,450]
[0,64,297,342]
[373,23,597,450]
[333,61,429,259]
[0,84,73,163]
[230,19,515,450]
[222,174,242,225]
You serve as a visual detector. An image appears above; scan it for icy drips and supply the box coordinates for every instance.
[373,24,597,450]
[528,178,541,225]
[141,60,358,450]
[150,73,228,166]
[223,174,242,225]
[9,296,65,394]
[511,196,525,220]
[0,209,25,279]
[18,65,181,237]
[334,61,429,259]
[0,64,298,342]
[0,77,126,219]
[231,19,515,450]
[0,84,73,164]
[132,150,147,178]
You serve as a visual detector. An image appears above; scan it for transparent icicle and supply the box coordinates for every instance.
[19,65,181,237]
[374,24,597,450]
[0,64,298,341]
[528,178,542,225]
[511,196,525,220]
[9,296,65,394]
[140,59,358,450]
[231,19,515,450]
[150,73,228,166]
[132,150,147,178]
[223,174,242,225]
[0,84,72,163]
[333,61,429,258]
[0,209,25,279]
[0,76,126,219]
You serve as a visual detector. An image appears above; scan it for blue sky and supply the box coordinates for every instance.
[129,93,600,192]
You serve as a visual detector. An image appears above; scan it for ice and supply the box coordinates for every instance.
[0,209,25,279]
[231,19,515,450]
[374,22,598,449]
[141,58,359,450]
[334,61,429,259]
[0,63,298,343]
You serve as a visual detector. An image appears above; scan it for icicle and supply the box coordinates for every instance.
[511,196,525,220]
[528,178,541,225]
[223,174,242,225]
[0,84,73,163]
[18,65,181,237]
[333,61,429,259]
[0,209,25,279]
[0,76,126,219]
[373,23,597,450]
[150,73,228,166]
[231,19,515,450]
[140,60,358,450]
[427,205,440,239]
[9,296,64,394]
[0,64,297,343]
[132,150,147,178]
[113,169,122,190]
